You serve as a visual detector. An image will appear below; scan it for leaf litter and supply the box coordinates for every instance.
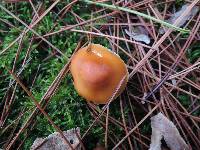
[125,26,151,44]
[149,113,189,150]
[159,4,199,34]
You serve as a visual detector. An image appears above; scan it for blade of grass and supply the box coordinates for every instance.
[83,0,190,33]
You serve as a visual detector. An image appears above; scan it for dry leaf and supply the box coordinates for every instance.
[125,28,150,44]
[31,128,81,150]
[171,79,177,86]
[149,129,162,150]
[159,4,199,34]
[149,113,189,150]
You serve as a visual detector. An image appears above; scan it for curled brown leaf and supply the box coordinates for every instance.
[149,113,189,150]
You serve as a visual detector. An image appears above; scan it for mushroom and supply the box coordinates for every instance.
[70,43,128,104]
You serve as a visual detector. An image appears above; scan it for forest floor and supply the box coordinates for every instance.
[0,0,200,149]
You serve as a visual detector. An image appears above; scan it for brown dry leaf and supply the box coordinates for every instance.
[159,4,199,34]
[125,27,150,45]
[30,128,81,150]
[149,113,189,150]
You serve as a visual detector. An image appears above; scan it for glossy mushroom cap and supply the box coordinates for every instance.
[70,44,128,104]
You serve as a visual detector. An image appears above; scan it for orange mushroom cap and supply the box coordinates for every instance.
[70,44,128,104]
